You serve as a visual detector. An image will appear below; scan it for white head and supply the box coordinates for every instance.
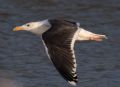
[13,19,51,35]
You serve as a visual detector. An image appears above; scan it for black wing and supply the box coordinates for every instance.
[42,19,78,85]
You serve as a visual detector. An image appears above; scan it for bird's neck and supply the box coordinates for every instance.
[30,20,51,35]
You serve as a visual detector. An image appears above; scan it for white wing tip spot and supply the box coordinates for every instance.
[68,81,77,86]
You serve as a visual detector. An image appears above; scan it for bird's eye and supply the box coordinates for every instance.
[26,24,30,27]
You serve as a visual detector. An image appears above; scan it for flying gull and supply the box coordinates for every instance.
[13,19,107,86]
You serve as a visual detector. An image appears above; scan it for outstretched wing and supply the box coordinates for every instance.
[42,20,78,85]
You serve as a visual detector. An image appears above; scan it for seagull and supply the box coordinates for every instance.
[13,18,107,86]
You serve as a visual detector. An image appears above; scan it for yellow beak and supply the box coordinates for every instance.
[13,26,24,31]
